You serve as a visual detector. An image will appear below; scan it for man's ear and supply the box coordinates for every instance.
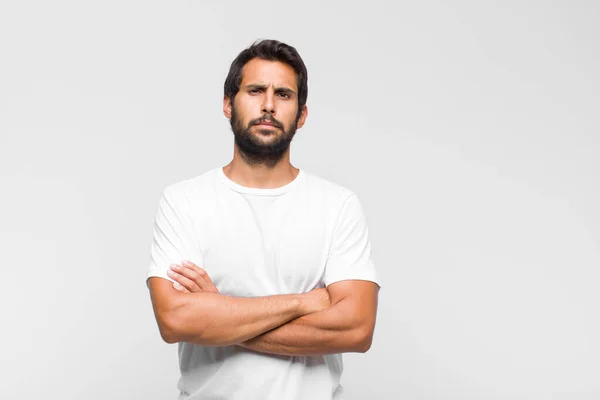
[223,96,232,119]
[296,105,308,129]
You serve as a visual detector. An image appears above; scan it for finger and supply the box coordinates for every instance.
[168,266,201,292]
[173,281,190,293]
[171,263,215,293]
[171,263,208,290]
[181,261,219,293]
[181,261,218,291]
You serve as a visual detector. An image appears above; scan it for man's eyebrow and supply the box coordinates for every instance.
[274,87,296,95]
[243,84,268,90]
[243,84,297,95]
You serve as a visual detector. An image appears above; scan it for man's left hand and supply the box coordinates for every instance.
[167,261,219,294]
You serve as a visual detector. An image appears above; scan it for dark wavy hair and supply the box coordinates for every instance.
[224,39,308,118]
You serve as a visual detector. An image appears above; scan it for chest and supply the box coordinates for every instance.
[195,196,332,296]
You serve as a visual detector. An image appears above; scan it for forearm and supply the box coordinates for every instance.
[240,298,370,356]
[166,291,306,346]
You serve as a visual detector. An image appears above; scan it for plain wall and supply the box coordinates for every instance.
[1,1,598,399]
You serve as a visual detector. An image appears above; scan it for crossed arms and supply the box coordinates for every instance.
[148,261,379,356]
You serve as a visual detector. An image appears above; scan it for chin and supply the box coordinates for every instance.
[252,128,279,137]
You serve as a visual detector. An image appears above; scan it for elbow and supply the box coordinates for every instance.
[358,335,373,353]
[160,327,179,344]
[156,308,211,345]
[149,279,205,344]
[156,305,198,344]
[156,313,181,344]
[161,332,178,345]
[353,326,374,353]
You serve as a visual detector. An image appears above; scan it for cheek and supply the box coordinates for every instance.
[232,106,251,126]
[280,106,299,125]
[238,100,261,120]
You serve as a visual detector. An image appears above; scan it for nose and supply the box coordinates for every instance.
[261,90,275,115]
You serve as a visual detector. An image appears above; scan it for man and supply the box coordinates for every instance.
[146,39,381,400]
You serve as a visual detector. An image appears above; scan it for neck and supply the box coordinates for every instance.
[223,147,299,189]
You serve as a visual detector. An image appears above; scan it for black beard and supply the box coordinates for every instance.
[230,105,298,168]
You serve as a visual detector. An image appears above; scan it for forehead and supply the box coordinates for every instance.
[240,58,298,90]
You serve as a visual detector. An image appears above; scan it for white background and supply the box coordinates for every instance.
[1,1,599,399]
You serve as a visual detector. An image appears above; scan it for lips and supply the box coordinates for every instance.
[251,115,283,129]
[253,119,283,131]
[255,120,276,126]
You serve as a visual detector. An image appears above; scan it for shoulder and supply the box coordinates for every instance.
[301,171,372,226]
[160,168,219,203]
[302,170,357,204]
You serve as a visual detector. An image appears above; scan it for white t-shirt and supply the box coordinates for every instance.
[146,166,381,400]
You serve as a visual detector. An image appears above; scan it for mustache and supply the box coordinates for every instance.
[249,114,284,130]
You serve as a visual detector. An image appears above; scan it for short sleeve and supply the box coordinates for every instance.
[146,186,202,288]
[323,194,381,288]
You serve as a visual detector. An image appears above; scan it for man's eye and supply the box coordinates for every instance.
[249,89,260,94]
[278,92,290,98]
